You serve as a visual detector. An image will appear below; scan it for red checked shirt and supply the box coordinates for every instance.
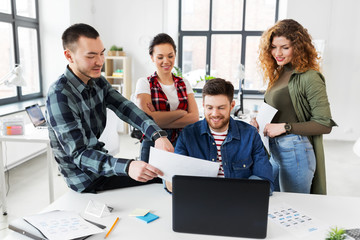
[147,72,188,143]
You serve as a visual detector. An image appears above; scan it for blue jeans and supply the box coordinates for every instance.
[269,134,316,193]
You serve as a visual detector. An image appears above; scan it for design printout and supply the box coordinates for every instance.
[149,147,220,183]
[268,203,327,239]
[24,210,103,240]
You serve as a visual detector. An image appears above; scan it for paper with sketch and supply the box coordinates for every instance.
[256,102,278,152]
[149,147,220,182]
[268,203,327,239]
[23,210,103,240]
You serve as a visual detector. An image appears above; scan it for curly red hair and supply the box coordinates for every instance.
[258,19,320,89]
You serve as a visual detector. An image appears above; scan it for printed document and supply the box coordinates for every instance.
[268,203,327,239]
[256,102,278,152]
[149,147,220,182]
[23,210,103,240]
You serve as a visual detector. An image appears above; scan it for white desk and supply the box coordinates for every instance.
[6,184,360,239]
[0,124,54,215]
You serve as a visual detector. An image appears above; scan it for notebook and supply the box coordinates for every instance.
[25,104,47,129]
[172,175,270,239]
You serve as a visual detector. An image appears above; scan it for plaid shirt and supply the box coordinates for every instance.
[45,66,161,192]
[148,72,188,142]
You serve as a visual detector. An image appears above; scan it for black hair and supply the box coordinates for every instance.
[62,23,99,50]
[149,33,176,55]
[202,78,234,102]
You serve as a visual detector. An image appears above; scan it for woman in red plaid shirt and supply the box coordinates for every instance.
[135,33,199,163]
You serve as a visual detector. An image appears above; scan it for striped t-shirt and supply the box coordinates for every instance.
[210,129,228,177]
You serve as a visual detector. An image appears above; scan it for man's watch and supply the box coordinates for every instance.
[152,130,168,141]
[284,123,292,133]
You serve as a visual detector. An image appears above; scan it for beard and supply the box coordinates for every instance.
[206,115,230,132]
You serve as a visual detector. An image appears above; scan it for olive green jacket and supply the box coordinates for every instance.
[288,70,337,195]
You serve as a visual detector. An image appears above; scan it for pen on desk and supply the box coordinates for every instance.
[105,217,119,239]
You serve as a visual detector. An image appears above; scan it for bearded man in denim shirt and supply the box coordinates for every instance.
[165,78,273,192]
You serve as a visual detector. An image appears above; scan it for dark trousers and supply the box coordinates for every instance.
[82,175,162,193]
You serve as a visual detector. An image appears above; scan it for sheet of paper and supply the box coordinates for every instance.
[149,147,220,183]
[23,210,103,240]
[268,203,327,239]
[256,102,278,152]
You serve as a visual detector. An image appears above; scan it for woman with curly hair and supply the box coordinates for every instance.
[251,19,336,194]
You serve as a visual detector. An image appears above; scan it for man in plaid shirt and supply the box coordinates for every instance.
[45,23,173,193]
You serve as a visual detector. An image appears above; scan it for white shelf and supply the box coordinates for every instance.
[104,56,131,99]
[104,56,132,133]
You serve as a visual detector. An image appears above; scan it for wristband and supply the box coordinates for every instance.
[151,130,168,141]
[125,159,134,175]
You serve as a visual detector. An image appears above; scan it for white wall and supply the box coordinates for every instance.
[91,0,180,92]
[69,0,95,25]
[39,0,96,94]
[38,0,70,96]
[38,0,360,141]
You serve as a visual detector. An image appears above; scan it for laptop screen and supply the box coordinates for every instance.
[25,104,46,127]
[172,175,270,239]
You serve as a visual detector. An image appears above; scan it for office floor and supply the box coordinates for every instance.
[0,135,359,238]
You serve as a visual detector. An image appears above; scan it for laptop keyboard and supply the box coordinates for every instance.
[346,228,360,240]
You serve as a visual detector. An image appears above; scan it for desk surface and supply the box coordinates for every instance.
[6,184,360,240]
[0,124,49,142]
[0,124,52,215]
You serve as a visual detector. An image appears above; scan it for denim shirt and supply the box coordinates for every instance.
[175,118,274,190]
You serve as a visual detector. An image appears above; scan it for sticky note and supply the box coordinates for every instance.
[129,208,150,217]
[136,213,159,223]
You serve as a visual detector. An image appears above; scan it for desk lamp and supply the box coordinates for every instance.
[0,64,26,87]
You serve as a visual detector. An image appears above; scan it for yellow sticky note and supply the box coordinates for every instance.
[129,208,150,217]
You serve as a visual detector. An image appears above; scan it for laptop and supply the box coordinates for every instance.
[172,175,270,239]
[25,104,48,129]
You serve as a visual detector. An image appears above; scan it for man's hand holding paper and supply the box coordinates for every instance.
[148,147,220,183]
